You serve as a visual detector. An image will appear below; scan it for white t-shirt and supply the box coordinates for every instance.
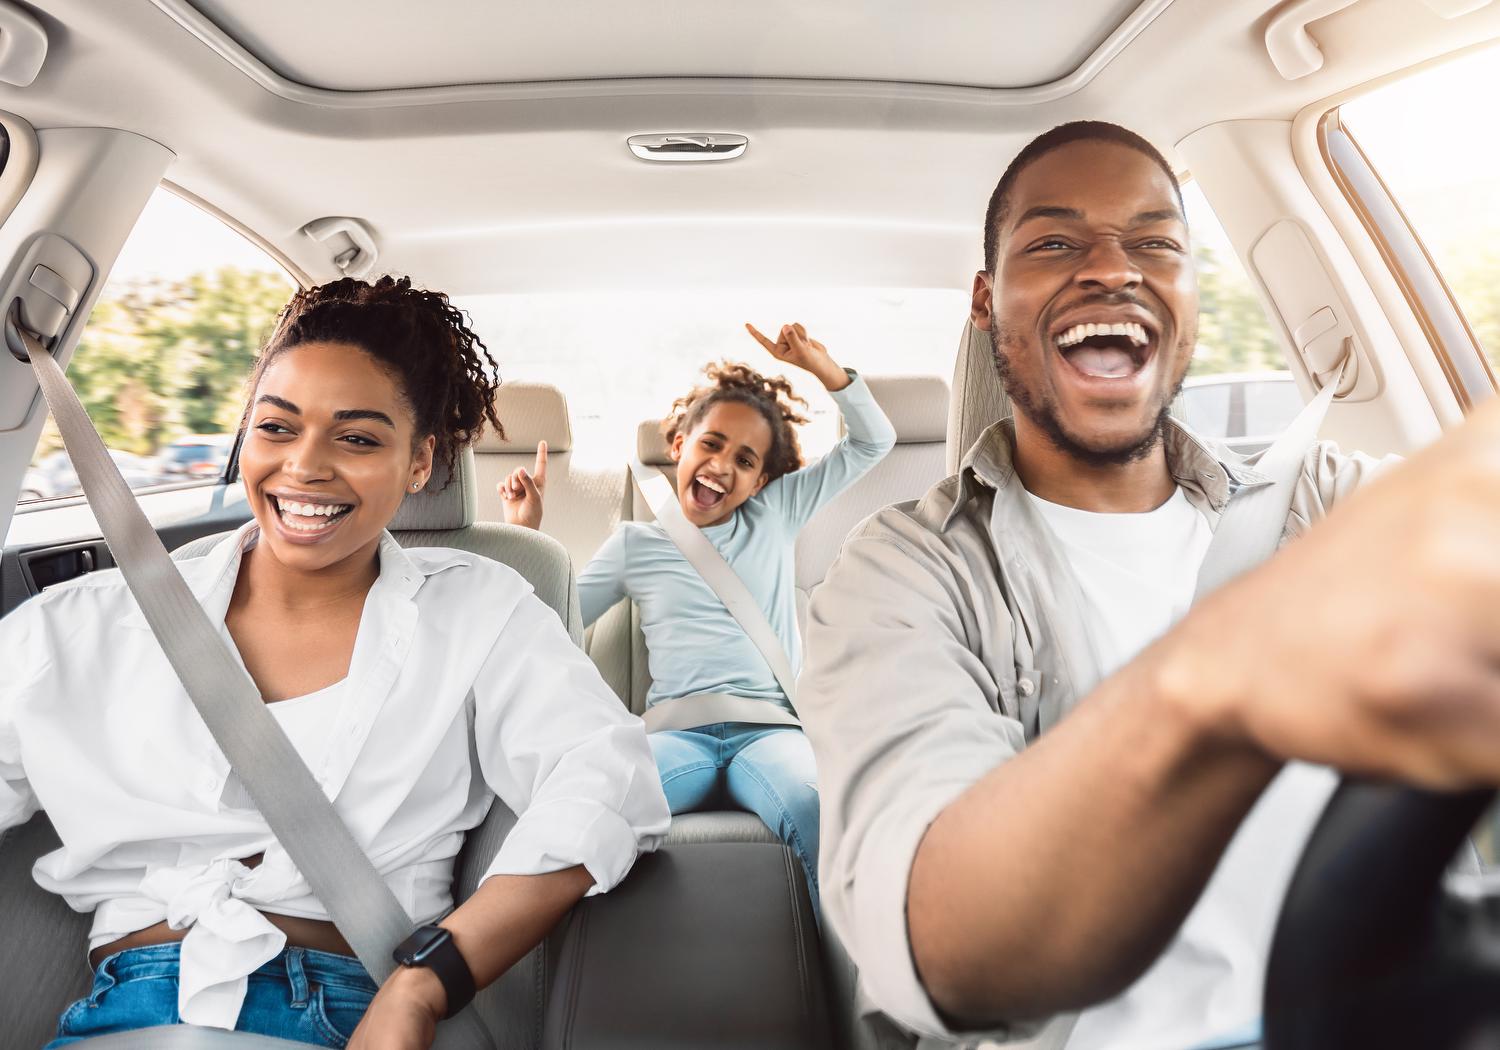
[1026,486,1335,1050]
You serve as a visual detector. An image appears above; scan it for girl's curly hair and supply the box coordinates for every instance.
[661,361,809,482]
[244,276,503,480]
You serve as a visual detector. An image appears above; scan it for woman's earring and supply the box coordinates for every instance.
[411,482,420,491]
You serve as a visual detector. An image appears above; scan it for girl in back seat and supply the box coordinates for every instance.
[500,323,895,910]
[1,276,668,1047]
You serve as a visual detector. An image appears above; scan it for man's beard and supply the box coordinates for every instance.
[988,323,1183,469]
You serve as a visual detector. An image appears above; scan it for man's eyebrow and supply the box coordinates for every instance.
[1014,205,1085,226]
[334,409,397,429]
[1131,209,1186,226]
[256,394,299,413]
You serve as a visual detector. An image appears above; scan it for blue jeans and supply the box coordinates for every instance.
[45,942,378,1048]
[651,721,821,912]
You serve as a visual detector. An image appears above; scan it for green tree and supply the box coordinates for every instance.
[1190,244,1285,377]
[37,266,292,462]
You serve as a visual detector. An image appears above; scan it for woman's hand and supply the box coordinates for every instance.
[347,965,444,1049]
[746,322,851,391]
[499,441,547,530]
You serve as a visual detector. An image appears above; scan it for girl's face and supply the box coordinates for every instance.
[239,341,434,575]
[669,400,773,527]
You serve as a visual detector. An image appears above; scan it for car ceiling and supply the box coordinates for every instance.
[5,0,1500,293]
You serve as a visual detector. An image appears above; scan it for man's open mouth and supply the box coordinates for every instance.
[1053,321,1154,379]
[688,474,728,512]
[267,494,355,534]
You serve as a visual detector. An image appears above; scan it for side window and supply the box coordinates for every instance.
[1183,180,1297,451]
[15,188,295,508]
[1335,46,1500,399]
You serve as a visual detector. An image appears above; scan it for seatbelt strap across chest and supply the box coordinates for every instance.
[1193,364,1346,602]
[628,457,800,708]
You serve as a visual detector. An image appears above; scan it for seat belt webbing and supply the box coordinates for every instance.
[13,318,410,982]
[1193,363,1346,602]
[628,458,800,708]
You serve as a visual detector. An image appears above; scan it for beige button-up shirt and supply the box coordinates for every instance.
[800,417,1383,1048]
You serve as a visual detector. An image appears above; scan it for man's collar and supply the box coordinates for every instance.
[943,416,1270,529]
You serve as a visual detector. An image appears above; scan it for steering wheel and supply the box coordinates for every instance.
[1263,779,1500,1049]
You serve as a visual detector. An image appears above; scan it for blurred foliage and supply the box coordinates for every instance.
[34,267,291,460]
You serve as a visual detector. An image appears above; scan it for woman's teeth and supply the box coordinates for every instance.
[696,475,726,494]
[274,498,352,532]
[1055,322,1150,348]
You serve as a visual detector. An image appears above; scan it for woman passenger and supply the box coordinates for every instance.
[0,276,669,1048]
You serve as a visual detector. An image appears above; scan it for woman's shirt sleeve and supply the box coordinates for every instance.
[576,526,630,629]
[0,605,44,834]
[759,371,898,530]
[471,590,669,894]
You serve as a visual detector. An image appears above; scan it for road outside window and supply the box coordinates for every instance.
[15,188,294,509]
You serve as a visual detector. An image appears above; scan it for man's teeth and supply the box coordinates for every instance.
[1055,322,1150,348]
[696,476,726,494]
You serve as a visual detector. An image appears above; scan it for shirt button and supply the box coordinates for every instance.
[1017,677,1036,697]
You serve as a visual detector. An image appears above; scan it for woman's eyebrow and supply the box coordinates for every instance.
[256,394,299,413]
[334,408,397,429]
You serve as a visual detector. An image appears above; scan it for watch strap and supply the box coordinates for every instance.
[393,925,476,1020]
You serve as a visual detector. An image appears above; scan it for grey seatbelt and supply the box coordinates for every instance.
[13,310,495,1046]
[628,457,801,709]
[1193,364,1345,601]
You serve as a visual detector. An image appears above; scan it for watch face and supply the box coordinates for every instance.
[399,924,449,964]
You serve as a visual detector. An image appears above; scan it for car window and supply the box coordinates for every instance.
[1242,378,1302,437]
[15,188,295,508]
[1184,179,1286,382]
[1179,381,1232,439]
[454,288,966,464]
[1339,45,1500,382]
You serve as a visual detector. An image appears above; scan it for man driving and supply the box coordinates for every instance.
[800,120,1500,1048]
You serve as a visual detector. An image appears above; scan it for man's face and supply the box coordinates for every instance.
[973,139,1198,465]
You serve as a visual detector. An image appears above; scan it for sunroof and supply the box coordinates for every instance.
[177,0,1158,94]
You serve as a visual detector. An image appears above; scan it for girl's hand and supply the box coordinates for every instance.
[746,322,851,391]
[347,966,443,1049]
[499,441,547,530]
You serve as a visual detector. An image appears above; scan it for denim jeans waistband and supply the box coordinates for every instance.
[98,941,378,993]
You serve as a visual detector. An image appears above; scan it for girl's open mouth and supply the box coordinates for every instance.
[688,475,728,512]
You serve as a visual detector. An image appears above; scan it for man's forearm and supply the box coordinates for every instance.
[908,643,1278,1025]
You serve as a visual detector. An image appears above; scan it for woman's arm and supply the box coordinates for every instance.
[352,591,667,1048]
[350,867,595,1048]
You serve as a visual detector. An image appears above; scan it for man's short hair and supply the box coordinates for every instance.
[982,121,1184,275]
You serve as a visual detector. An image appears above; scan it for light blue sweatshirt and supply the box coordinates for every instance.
[578,373,897,712]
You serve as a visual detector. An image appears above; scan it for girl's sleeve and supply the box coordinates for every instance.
[576,526,631,629]
[761,370,898,530]
[471,592,670,894]
[0,608,43,834]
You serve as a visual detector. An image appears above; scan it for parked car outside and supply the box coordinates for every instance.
[1180,371,1303,456]
[18,448,164,503]
[155,433,235,480]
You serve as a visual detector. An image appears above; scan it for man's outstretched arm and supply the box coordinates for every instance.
[801,398,1500,1037]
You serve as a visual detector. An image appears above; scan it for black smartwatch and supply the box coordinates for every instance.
[392,924,476,1019]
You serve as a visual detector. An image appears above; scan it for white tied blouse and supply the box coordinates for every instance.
[0,523,670,1029]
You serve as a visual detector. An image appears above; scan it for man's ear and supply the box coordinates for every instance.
[971,270,995,332]
[669,432,684,463]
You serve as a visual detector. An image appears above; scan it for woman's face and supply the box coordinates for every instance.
[239,341,433,575]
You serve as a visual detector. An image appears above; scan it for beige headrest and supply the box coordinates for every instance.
[946,320,1012,473]
[864,375,950,443]
[637,418,674,466]
[476,382,573,453]
[390,446,477,532]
